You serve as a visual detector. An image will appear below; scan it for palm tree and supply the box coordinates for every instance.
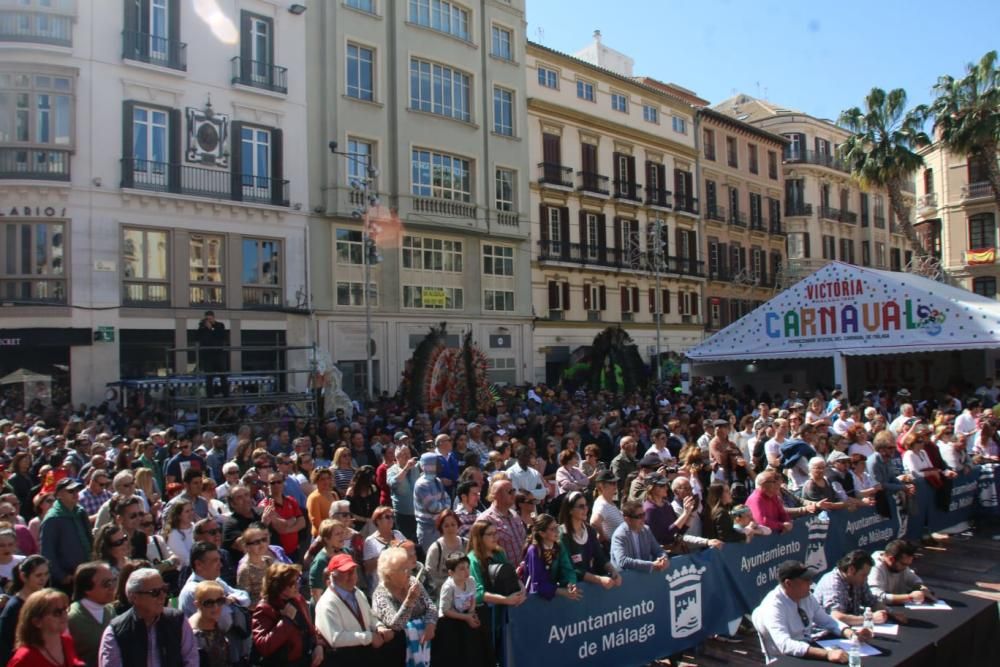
[924,50,1000,210]
[838,88,929,261]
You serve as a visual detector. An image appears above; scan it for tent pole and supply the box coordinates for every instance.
[832,352,848,399]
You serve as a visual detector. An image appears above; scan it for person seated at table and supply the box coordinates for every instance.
[610,501,669,573]
[751,560,870,664]
[867,540,936,606]
[813,549,905,626]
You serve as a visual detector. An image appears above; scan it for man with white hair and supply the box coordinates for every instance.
[98,568,198,667]
[889,403,915,436]
[93,471,148,530]
[215,461,241,500]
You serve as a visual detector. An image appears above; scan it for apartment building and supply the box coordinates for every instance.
[697,107,787,331]
[0,0,310,404]
[305,0,533,396]
[714,95,912,286]
[915,144,999,295]
[527,37,706,385]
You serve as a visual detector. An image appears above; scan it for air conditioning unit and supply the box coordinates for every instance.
[548,309,564,321]
[587,310,602,322]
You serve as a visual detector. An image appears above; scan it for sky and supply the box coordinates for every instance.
[526,0,999,121]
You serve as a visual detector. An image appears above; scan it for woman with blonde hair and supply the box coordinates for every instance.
[189,580,229,667]
[251,563,321,667]
[371,546,437,667]
[236,523,274,606]
[305,467,338,537]
[132,468,160,510]
[161,500,196,568]
[332,446,355,497]
[9,588,82,667]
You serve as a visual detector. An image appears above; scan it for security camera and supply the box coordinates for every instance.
[328,141,338,153]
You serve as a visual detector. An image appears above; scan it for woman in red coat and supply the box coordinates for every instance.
[251,563,323,667]
[9,588,84,667]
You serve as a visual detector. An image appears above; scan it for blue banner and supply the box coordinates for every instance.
[977,463,1000,516]
[925,470,980,532]
[711,521,809,611]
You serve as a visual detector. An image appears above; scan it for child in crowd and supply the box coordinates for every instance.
[732,505,771,538]
[432,553,484,665]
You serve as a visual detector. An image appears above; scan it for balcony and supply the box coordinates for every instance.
[1,278,67,305]
[706,205,727,224]
[231,57,288,94]
[645,187,672,209]
[121,158,289,206]
[576,171,609,196]
[122,30,187,71]
[123,281,169,307]
[918,192,938,211]
[840,210,858,224]
[496,211,519,227]
[729,210,747,228]
[785,202,813,217]
[874,214,886,229]
[242,285,283,309]
[189,286,224,308]
[674,195,699,215]
[537,240,704,277]
[819,206,841,222]
[783,147,849,173]
[613,179,642,202]
[962,182,994,200]
[749,218,766,232]
[537,162,572,188]
[0,9,73,47]
[412,196,476,219]
[0,147,71,181]
[769,219,784,235]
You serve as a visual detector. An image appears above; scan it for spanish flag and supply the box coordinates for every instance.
[967,248,996,265]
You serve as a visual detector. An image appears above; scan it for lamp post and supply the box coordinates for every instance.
[329,141,378,402]
[650,218,665,384]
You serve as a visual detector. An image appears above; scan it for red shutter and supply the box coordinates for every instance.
[720,298,730,326]
[632,286,639,312]
[690,292,699,315]
[627,155,636,184]
[663,289,671,313]
[561,282,570,310]
[677,291,684,313]
[548,281,558,309]
[559,207,570,259]
[804,232,812,258]
[620,286,628,312]
[599,285,606,310]
[597,215,607,264]
[543,133,560,164]
[613,217,623,264]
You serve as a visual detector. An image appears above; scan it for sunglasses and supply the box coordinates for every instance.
[109,536,129,547]
[245,538,268,547]
[268,480,285,486]
[135,587,170,598]
[197,528,221,536]
[199,597,227,608]
[125,513,141,520]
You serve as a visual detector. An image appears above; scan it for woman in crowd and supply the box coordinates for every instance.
[374,445,395,507]
[162,499,196,568]
[0,555,49,665]
[27,495,54,548]
[589,469,624,544]
[703,482,746,543]
[8,588,82,667]
[305,467,337,538]
[133,468,160,511]
[332,446,355,497]
[801,457,847,508]
[188,580,230,667]
[513,492,538,532]
[6,453,33,520]
[466,520,525,662]
[236,523,274,607]
[346,466,378,533]
[424,509,468,596]
[555,449,589,496]
[372,546,437,667]
[251,563,322,667]
[559,492,620,589]
[91,524,130,577]
[388,443,420,541]
[110,560,150,616]
[363,506,405,589]
[308,518,350,602]
[541,438,560,483]
[522,514,579,601]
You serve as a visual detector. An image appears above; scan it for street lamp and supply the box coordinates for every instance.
[650,219,665,383]
[329,140,379,402]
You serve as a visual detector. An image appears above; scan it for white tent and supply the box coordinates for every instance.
[0,368,51,385]
[685,261,1000,395]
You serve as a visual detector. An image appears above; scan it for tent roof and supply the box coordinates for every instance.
[0,368,52,385]
[686,261,1000,362]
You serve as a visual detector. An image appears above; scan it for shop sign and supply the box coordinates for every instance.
[0,205,68,218]
[95,326,115,343]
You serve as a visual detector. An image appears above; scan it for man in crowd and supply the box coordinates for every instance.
[868,539,936,605]
[813,549,901,626]
[611,500,669,572]
[581,417,614,463]
[164,468,214,519]
[68,561,116,667]
[221,484,261,560]
[260,470,306,558]
[78,469,112,517]
[508,444,546,502]
[165,436,205,486]
[746,471,793,534]
[315,553,395,666]
[41,477,93,590]
[178,541,250,630]
[476,478,525,564]
[611,435,640,499]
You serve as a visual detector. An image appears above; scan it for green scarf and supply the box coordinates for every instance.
[45,499,93,553]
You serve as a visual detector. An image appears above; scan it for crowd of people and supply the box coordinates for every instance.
[0,376,998,667]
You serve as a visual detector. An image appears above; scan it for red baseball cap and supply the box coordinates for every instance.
[326,553,358,573]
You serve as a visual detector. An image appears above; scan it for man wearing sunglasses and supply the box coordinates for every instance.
[68,561,115,667]
[99,568,199,667]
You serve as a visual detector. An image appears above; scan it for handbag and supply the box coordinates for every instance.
[484,560,521,596]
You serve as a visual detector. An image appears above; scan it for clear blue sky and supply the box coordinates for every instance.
[526,0,999,121]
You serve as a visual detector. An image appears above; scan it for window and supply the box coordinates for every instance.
[411,149,471,201]
[123,0,183,70]
[767,150,777,179]
[239,126,271,200]
[860,192,870,226]
[874,195,885,228]
[346,137,373,185]
[672,116,686,134]
[346,43,374,101]
[131,104,169,185]
[726,136,738,168]
[749,192,762,226]
[968,154,989,184]
[620,285,640,313]
[346,0,376,13]
[189,234,224,306]
[547,280,569,312]
[973,277,997,298]
[642,105,658,124]
[620,219,640,267]
[751,247,764,281]
[923,168,934,194]
[491,25,512,60]
[969,213,996,249]
[484,289,514,311]
[408,0,470,41]
[0,72,74,178]
[122,227,169,305]
[242,238,281,306]
[576,79,595,102]
[839,238,855,264]
[493,86,513,136]
[0,2,74,47]
[822,235,836,260]
[537,66,558,89]
[787,232,807,259]
[337,281,377,306]
[748,144,758,174]
[0,220,66,303]
[875,242,886,268]
[239,12,274,89]
[547,207,562,255]
[410,58,471,122]
[584,213,600,259]
[495,168,515,211]
[728,186,740,218]
[403,285,463,309]
[862,241,871,267]
[584,284,605,313]
[483,244,514,276]
[336,229,364,265]
[703,128,715,160]
[611,92,628,113]
[402,235,463,272]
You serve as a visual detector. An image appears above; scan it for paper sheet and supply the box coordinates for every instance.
[871,623,899,636]
[817,639,881,656]
[904,599,952,610]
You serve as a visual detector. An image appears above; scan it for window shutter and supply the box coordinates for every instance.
[688,230,697,268]
[168,108,182,194]
[599,285,606,310]
[646,161,656,191]
[122,100,136,187]
[673,169,683,197]
[542,134,560,164]
[690,292,698,316]
[230,121,244,201]
[677,290,683,313]
[168,0,181,67]
[539,205,549,242]
[627,155,636,184]
[720,298,729,326]
[632,286,639,312]
[804,232,812,258]
[620,286,628,312]
[548,281,559,309]
[740,247,747,273]
[270,127,284,205]
[648,288,655,313]
[561,282,570,310]
[583,286,592,311]
[718,242,728,276]
[613,217,622,262]
[659,222,669,256]
[581,143,596,173]
[559,207,570,259]
[663,289,670,313]
[579,211,588,248]
[597,214,607,263]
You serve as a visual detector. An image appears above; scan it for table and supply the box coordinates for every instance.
[770,592,998,666]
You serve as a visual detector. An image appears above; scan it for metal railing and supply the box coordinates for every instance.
[0,11,72,46]
[231,57,288,94]
[769,219,784,235]
[122,30,187,71]
[962,182,994,200]
[918,193,938,209]
[412,196,476,218]
[874,214,886,228]
[0,147,71,181]
[706,205,727,223]
[729,210,748,227]
[783,147,849,173]
[785,202,813,217]
[645,187,672,208]
[674,195,699,214]
[123,281,170,307]
[0,278,67,304]
[613,179,642,202]
[242,285,283,308]
[537,240,704,277]
[537,162,572,187]
[819,205,841,221]
[576,171,609,195]
[189,286,224,308]
[121,158,290,206]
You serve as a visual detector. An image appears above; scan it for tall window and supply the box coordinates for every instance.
[402,235,463,272]
[122,227,169,305]
[491,25,512,60]
[767,150,777,179]
[242,12,273,86]
[537,66,558,89]
[240,126,271,200]
[411,149,471,201]
[748,144,758,174]
[585,213,600,259]
[484,289,514,311]
[0,221,66,303]
[969,213,996,249]
[576,79,595,102]
[189,234,224,306]
[337,281,377,306]
[973,277,997,298]
[547,207,562,255]
[335,229,363,265]
[410,58,470,122]
[242,238,281,306]
[346,137,373,185]
[132,105,169,182]
[483,244,514,275]
[703,128,716,160]
[346,0,375,13]
[611,92,627,113]
[494,168,514,211]
[408,0,470,41]
[672,116,686,134]
[726,136,738,168]
[643,105,658,124]
[1,72,74,177]
[493,86,513,136]
[346,43,374,101]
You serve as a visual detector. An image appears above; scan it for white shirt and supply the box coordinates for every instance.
[508,462,547,501]
[902,449,933,476]
[80,596,109,623]
[832,417,855,437]
[954,410,978,438]
[847,442,875,459]
[764,437,783,464]
[591,495,624,539]
[752,585,846,662]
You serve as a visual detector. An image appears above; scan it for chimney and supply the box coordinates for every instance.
[593,29,601,44]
